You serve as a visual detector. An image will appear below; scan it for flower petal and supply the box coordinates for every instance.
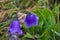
[18,29,23,35]
[33,16,39,26]
[25,22,32,28]
[9,19,23,35]
[24,13,39,28]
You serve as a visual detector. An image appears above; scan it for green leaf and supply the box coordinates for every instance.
[52,0,58,14]
[0,19,12,28]
[51,29,60,37]
[23,33,33,38]
[6,3,16,9]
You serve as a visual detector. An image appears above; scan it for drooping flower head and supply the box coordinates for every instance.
[8,19,23,35]
[24,12,39,28]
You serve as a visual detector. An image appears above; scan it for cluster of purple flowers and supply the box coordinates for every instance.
[8,12,39,35]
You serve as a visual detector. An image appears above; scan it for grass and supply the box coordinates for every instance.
[0,0,59,40]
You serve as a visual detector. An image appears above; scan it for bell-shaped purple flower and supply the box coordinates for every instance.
[8,20,23,35]
[24,13,39,28]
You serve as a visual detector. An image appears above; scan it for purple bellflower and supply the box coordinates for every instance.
[8,20,23,35]
[24,13,39,28]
